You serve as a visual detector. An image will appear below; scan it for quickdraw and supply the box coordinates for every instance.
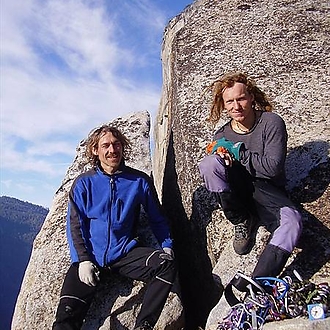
[217,271,330,330]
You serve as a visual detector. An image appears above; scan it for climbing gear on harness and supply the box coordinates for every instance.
[217,271,330,330]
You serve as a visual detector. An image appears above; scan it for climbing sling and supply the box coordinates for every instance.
[217,271,329,330]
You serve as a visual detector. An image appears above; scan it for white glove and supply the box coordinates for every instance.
[78,261,100,287]
[162,247,175,259]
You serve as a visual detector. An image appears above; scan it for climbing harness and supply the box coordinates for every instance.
[217,271,330,330]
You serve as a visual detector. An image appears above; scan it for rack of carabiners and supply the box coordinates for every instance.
[217,270,330,330]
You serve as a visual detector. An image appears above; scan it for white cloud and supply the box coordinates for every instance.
[26,140,76,157]
[0,1,37,67]
[120,0,167,34]
[1,146,64,176]
[112,0,168,68]
[32,0,134,80]
[1,0,191,206]
[0,176,59,207]
[0,180,13,189]
[1,66,159,139]
[1,0,161,154]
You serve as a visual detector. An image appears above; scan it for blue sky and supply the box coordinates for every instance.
[0,0,194,208]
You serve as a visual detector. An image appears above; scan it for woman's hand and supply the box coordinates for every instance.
[217,150,233,167]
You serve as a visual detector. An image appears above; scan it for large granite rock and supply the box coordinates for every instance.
[153,0,330,329]
[11,111,184,330]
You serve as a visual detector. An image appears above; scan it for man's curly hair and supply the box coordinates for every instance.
[207,72,273,125]
[86,125,130,167]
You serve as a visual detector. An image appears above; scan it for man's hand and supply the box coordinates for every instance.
[160,247,175,261]
[78,261,100,287]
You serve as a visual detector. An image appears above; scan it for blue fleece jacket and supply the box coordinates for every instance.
[66,164,173,267]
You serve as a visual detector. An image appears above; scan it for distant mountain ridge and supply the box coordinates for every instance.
[0,195,48,330]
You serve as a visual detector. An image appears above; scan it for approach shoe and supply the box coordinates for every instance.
[233,218,254,255]
[134,321,153,330]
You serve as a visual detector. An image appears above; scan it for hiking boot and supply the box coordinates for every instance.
[233,219,254,255]
[134,321,153,330]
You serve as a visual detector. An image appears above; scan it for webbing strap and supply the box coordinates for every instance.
[224,272,265,306]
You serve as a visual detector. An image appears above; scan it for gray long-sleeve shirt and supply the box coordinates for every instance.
[213,111,288,186]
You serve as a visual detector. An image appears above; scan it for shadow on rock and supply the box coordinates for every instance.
[284,142,330,280]
[162,131,221,330]
[82,274,135,330]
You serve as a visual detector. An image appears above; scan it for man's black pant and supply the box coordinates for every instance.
[52,247,177,330]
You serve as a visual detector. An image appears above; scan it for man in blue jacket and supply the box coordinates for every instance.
[52,126,176,330]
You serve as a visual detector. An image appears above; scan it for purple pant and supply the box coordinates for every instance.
[199,154,302,253]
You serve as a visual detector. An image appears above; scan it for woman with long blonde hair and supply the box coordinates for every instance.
[199,72,302,284]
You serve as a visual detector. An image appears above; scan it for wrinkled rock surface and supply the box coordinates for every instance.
[12,111,184,330]
[153,0,330,329]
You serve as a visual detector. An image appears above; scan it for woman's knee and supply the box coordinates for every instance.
[282,207,303,237]
[199,154,226,178]
[270,207,303,252]
[199,154,224,174]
